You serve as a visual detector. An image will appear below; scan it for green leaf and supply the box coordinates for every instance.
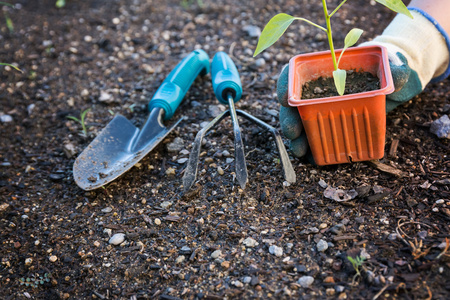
[66,116,80,123]
[333,69,346,96]
[337,28,363,67]
[0,62,22,72]
[344,28,363,49]
[375,0,413,18]
[253,13,296,57]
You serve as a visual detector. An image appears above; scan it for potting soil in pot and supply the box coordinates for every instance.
[302,70,380,99]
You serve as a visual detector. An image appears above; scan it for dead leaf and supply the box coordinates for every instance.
[324,186,358,202]
[367,160,406,177]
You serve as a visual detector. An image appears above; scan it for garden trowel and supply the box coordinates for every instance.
[73,49,210,190]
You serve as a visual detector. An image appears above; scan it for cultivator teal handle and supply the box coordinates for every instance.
[149,49,210,120]
[211,52,243,104]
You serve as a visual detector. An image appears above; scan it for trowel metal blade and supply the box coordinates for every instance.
[73,111,181,190]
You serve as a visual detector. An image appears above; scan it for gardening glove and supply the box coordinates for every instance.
[360,8,450,112]
[277,64,309,158]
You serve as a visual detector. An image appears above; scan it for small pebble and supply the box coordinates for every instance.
[243,237,259,248]
[317,239,328,252]
[155,218,161,225]
[211,250,222,259]
[217,166,224,175]
[160,201,172,209]
[167,137,184,152]
[94,241,101,247]
[165,167,176,176]
[109,233,126,245]
[101,207,112,213]
[243,276,252,284]
[175,255,185,264]
[25,258,33,266]
[318,179,327,188]
[243,25,261,37]
[298,275,314,288]
[49,255,58,263]
[0,114,13,123]
[436,199,445,204]
[269,245,283,257]
[232,280,244,288]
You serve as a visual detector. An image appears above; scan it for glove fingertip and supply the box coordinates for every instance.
[280,106,303,139]
[277,64,290,107]
[289,134,308,158]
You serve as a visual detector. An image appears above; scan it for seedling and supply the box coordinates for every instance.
[1,1,14,34]
[19,273,51,288]
[254,0,412,96]
[0,62,22,72]
[67,108,91,138]
[347,255,365,276]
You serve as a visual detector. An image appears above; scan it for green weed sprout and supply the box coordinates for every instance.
[67,108,91,138]
[347,255,365,276]
[0,62,22,72]
[254,0,412,96]
[19,273,51,288]
[1,1,15,33]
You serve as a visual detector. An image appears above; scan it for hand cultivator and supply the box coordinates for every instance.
[73,49,295,191]
[182,52,296,191]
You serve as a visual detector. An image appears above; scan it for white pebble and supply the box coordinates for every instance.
[243,237,259,248]
[25,258,33,266]
[269,245,283,257]
[317,239,328,252]
[175,255,185,264]
[112,17,120,25]
[0,114,13,123]
[298,275,314,288]
[211,250,222,259]
[49,255,58,263]
[109,233,126,245]
[155,218,161,225]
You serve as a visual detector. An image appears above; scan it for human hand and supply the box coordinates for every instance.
[276,64,309,158]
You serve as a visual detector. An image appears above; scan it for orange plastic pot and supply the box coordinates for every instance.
[288,45,394,165]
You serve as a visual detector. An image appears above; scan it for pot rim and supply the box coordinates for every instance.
[288,45,395,107]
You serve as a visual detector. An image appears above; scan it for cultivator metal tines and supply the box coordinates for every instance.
[182,52,296,192]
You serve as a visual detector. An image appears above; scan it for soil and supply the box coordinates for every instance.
[302,71,380,99]
[1,0,450,299]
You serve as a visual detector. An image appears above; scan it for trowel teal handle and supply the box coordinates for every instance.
[211,52,242,105]
[149,49,210,120]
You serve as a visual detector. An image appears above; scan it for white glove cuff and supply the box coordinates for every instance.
[361,9,450,86]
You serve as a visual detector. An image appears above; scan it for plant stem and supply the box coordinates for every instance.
[294,17,327,32]
[322,0,338,71]
[329,0,349,18]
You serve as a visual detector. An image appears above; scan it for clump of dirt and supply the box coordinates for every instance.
[302,71,380,98]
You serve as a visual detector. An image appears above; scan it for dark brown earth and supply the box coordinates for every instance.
[302,71,380,99]
[1,0,449,299]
